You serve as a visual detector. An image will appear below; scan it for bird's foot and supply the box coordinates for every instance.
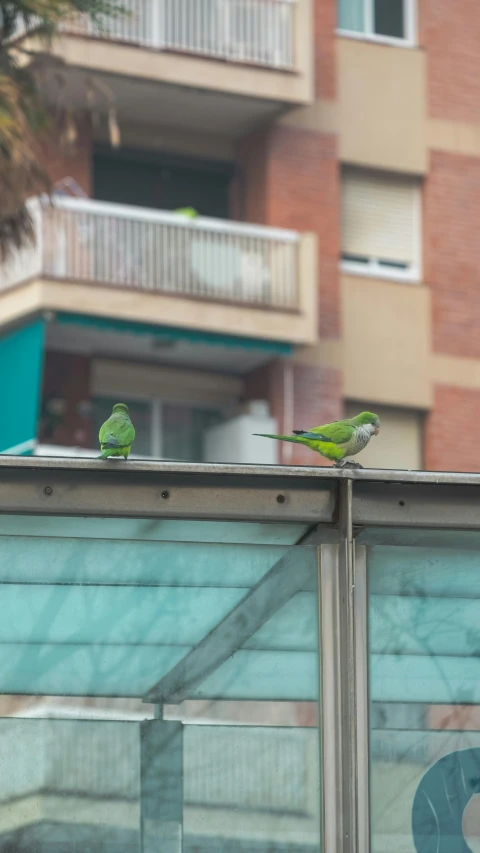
[334,459,363,469]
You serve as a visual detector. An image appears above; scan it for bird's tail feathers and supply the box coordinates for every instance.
[254,433,308,445]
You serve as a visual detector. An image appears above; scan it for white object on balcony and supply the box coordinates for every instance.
[203,409,278,464]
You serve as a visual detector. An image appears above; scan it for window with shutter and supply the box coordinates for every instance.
[345,403,423,470]
[341,169,421,282]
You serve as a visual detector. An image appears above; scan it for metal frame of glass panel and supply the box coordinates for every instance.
[2,456,480,853]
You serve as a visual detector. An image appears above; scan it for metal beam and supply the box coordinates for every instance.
[0,455,479,526]
[3,454,480,486]
[0,459,336,523]
[352,480,480,528]
[143,527,319,704]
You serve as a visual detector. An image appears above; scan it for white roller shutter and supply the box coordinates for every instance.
[341,169,420,272]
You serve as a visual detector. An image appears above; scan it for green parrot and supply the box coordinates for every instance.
[254,411,380,468]
[98,403,136,460]
[175,207,198,218]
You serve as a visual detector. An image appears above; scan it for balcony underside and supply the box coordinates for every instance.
[29,21,312,135]
[0,279,315,348]
[46,311,292,373]
[37,60,285,137]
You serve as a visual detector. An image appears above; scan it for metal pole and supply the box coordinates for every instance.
[354,545,370,853]
[319,479,361,853]
[339,478,358,853]
[319,542,343,853]
[140,720,183,853]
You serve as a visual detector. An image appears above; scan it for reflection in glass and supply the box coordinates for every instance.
[0,514,321,853]
[369,544,480,853]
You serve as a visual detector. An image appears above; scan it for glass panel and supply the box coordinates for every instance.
[0,514,308,545]
[368,542,480,853]
[374,0,405,38]
[0,514,321,852]
[92,397,152,456]
[338,0,365,32]
[0,718,320,853]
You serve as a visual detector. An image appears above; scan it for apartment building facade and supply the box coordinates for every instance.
[1,0,476,470]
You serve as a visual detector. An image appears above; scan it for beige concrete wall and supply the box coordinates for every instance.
[337,38,427,175]
[94,121,235,162]
[341,274,432,408]
[0,267,318,347]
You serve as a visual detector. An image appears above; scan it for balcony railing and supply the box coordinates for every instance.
[1,198,300,310]
[64,0,296,70]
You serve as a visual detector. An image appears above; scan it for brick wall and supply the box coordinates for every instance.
[425,385,480,472]
[40,351,92,448]
[237,124,341,339]
[424,151,480,360]
[422,0,480,122]
[315,0,337,99]
[238,119,343,466]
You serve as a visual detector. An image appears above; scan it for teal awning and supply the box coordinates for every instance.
[0,319,45,455]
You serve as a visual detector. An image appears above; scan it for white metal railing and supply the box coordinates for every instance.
[64,0,296,70]
[35,197,299,310]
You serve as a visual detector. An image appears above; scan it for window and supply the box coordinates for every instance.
[344,403,423,469]
[337,0,415,44]
[92,397,222,462]
[93,147,234,219]
[341,169,421,282]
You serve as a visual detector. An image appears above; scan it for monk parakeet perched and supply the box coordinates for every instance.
[98,403,136,460]
[175,207,198,218]
[255,411,380,468]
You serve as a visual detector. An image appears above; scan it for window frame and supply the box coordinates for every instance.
[337,0,417,48]
[340,172,423,285]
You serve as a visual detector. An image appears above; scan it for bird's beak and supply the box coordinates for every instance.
[374,427,380,436]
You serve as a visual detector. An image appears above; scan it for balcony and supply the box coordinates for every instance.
[69,0,297,71]
[26,0,313,135]
[0,198,317,346]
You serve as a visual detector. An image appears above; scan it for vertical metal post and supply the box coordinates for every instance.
[319,541,343,853]
[354,545,370,853]
[339,478,357,853]
[319,478,367,853]
[140,720,183,853]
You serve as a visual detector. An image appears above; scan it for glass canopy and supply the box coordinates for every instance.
[0,507,321,853]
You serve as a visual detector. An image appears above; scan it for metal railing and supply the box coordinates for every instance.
[64,0,296,70]
[14,197,299,310]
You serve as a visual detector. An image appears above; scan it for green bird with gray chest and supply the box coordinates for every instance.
[98,403,136,460]
[255,411,380,468]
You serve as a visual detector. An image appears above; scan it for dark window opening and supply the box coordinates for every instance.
[93,147,234,220]
[374,0,405,39]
